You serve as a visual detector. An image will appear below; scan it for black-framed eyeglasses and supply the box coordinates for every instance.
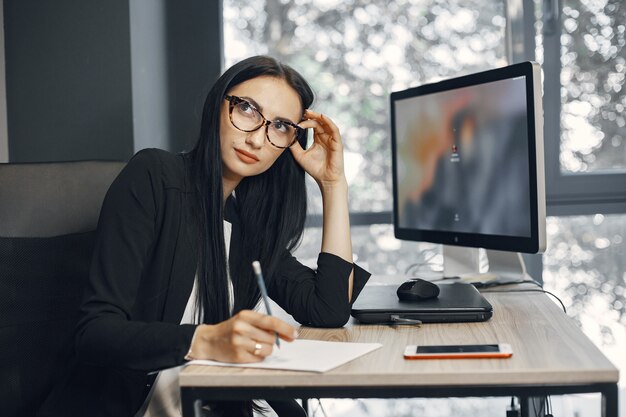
[224,95,303,149]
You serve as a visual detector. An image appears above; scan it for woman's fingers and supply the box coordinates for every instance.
[304,110,342,143]
[229,311,297,361]
[289,138,306,160]
[226,331,273,362]
[250,340,272,357]
[298,119,334,147]
[237,310,298,342]
[318,113,341,142]
[192,311,298,363]
[290,110,346,184]
[230,312,297,361]
[299,110,341,144]
[231,317,277,347]
[298,119,325,135]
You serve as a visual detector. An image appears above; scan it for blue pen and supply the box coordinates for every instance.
[252,261,280,348]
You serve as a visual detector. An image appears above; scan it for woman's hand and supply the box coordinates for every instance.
[187,310,298,363]
[290,110,346,189]
[291,111,355,300]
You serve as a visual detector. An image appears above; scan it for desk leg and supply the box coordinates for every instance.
[181,388,202,417]
[520,396,548,417]
[602,384,618,417]
[518,395,528,417]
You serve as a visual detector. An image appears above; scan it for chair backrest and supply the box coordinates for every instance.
[0,160,125,417]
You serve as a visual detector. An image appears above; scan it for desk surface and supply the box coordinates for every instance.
[180,285,619,389]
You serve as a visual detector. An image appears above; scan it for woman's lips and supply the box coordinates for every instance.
[234,148,260,164]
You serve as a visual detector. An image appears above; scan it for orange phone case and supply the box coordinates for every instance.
[404,344,513,359]
[404,351,512,359]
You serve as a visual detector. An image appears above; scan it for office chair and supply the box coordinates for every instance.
[0,160,125,417]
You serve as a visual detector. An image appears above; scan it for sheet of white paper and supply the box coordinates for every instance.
[188,339,382,373]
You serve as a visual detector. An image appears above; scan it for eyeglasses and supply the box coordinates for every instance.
[224,95,303,149]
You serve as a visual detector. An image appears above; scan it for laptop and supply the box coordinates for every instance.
[351,282,493,324]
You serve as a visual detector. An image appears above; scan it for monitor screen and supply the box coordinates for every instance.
[391,62,545,254]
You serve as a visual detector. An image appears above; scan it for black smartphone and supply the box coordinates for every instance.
[404,343,512,359]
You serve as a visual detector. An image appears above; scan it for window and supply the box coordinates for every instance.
[223,0,506,217]
[543,214,626,383]
[538,0,626,214]
[222,0,625,413]
[558,6,626,174]
[223,0,508,280]
[533,0,626,391]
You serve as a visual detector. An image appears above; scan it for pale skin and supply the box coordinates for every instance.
[187,76,354,363]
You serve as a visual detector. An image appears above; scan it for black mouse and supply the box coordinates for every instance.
[396,278,440,301]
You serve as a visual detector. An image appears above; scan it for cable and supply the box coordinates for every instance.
[474,276,566,314]
[404,251,441,276]
[529,395,555,417]
[531,396,546,417]
[310,398,328,417]
[546,395,553,417]
[480,288,567,314]
[390,314,422,326]
[431,275,463,283]
[506,396,520,417]
[417,273,569,314]
[471,278,543,289]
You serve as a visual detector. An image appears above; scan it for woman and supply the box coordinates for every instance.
[39,56,370,417]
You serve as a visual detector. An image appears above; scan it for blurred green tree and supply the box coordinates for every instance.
[224,0,626,350]
[224,0,505,213]
[560,0,626,172]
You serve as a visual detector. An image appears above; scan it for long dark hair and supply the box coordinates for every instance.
[187,55,314,327]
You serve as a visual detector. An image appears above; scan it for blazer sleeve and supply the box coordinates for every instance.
[267,251,371,328]
[74,150,196,372]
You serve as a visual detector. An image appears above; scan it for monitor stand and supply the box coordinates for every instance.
[442,245,527,285]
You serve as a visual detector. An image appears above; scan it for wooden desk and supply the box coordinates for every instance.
[180,286,619,417]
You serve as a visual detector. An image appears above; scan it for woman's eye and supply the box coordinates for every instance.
[272,121,288,133]
[237,102,255,115]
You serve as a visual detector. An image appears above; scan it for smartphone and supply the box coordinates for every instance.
[403,343,512,359]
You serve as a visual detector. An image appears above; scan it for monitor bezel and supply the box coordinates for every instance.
[390,61,545,254]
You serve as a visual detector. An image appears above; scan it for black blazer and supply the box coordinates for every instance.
[39,149,370,417]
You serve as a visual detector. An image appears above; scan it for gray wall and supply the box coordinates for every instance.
[4,0,134,162]
[163,0,223,153]
[3,0,222,163]
[129,0,170,153]
[0,0,8,163]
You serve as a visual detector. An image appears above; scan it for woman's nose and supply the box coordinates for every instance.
[245,125,266,149]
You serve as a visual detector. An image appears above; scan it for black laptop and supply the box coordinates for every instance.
[351,282,493,324]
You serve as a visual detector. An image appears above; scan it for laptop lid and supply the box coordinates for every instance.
[351,282,493,324]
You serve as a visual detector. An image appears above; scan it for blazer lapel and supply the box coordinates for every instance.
[161,194,198,324]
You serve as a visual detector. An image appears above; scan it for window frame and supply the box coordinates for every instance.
[217,0,626,258]
[539,0,626,216]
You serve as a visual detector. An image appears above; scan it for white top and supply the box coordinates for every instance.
[139,221,235,417]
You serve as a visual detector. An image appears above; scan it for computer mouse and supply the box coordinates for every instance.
[396,278,440,301]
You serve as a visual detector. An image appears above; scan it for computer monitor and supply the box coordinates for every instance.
[390,62,545,282]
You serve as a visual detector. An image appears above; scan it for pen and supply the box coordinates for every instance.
[252,260,280,348]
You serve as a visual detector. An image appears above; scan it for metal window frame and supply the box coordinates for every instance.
[305,0,536,230]
[217,0,626,218]
[218,0,625,283]
[540,0,626,216]
[332,0,626,218]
